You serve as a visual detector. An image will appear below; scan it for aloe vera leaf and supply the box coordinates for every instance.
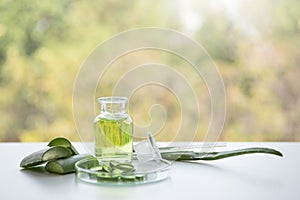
[47,137,79,155]
[45,154,92,174]
[20,146,73,168]
[161,147,283,161]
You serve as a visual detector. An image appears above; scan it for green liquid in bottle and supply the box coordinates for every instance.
[94,116,133,160]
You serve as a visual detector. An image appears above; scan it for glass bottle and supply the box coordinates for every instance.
[94,96,133,160]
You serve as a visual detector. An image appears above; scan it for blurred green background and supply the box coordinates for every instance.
[0,0,299,142]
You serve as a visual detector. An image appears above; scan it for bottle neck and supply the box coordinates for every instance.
[98,97,128,115]
[100,102,126,114]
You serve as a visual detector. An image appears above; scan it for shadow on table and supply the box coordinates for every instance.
[179,160,222,169]
[177,160,282,188]
[20,166,67,177]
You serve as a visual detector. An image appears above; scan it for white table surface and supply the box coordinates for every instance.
[1,142,299,200]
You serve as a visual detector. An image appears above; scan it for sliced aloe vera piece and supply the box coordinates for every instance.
[102,164,112,173]
[135,174,145,181]
[114,163,135,172]
[112,168,123,175]
[120,174,136,182]
[96,172,119,181]
[45,154,92,174]
[47,137,79,155]
[90,166,103,172]
[20,146,73,168]
[109,160,120,168]
[161,147,283,161]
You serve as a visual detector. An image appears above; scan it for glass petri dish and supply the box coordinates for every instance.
[75,156,171,186]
